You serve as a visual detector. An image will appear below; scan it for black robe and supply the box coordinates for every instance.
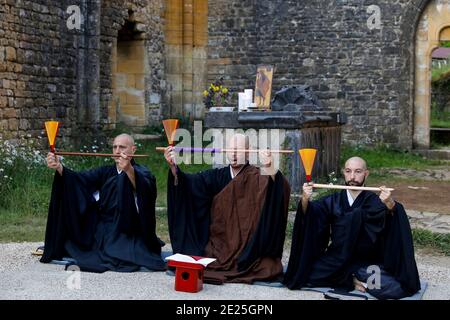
[283,190,421,299]
[167,166,231,256]
[167,164,290,282]
[40,161,166,273]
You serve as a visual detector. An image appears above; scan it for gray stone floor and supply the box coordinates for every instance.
[0,242,448,300]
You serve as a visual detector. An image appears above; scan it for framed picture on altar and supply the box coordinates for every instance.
[254,65,273,110]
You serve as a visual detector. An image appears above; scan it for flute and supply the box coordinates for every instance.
[155,147,294,154]
[311,183,394,192]
[54,151,149,158]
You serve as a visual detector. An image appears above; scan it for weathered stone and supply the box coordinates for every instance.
[422,212,440,218]
[3,108,17,118]
[406,210,424,219]
[8,118,19,130]
[2,79,10,89]
[19,118,30,130]
[5,46,16,61]
[0,96,7,107]
[150,93,160,104]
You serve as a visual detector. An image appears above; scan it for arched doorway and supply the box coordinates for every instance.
[414,0,450,149]
[110,15,147,127]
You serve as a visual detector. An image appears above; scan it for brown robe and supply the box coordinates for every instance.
[203,165,290,284]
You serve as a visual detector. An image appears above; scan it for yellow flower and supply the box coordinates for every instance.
[213,86,220,92]
[203,90,209,97]
[221,88,228,94]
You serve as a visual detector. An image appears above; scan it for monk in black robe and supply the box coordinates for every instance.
[283,157,421,299]
[165,133,291,284]
[40,134,166,273]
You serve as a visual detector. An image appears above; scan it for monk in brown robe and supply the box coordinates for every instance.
[165,133,290,284]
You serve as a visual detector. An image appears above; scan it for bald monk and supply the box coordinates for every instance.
[165,134,291,284]
[284,157,421,299]
[40,134,166,273]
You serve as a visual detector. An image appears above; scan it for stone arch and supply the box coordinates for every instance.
[414,0,450,149]
[110,11,147,127]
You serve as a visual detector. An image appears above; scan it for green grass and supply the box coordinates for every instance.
[431,119,450,128]
[341,145,444,170]
[412,229,450,256]
[430,112,450,129]
[0,214,47,242]
[1,138,449,256]
[0,138,210,243]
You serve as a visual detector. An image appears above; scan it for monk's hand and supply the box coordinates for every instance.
[259,150,272,167]
[164,146,176,166]
[47,152,63,175]
[118,152,132,172]
[301,182,314,213]
[302,182,314,201]
[259,150,276,177]
[164,146,178,178]
[379,186,395,211]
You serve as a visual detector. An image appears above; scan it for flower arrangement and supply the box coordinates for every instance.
[203,78,233,109]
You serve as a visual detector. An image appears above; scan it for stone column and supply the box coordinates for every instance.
[76,0,101,132]
[192,0,208,118]
[182,0,194,118]
[164,0,208,118]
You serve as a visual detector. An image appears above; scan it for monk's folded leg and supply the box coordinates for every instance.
[354,266,408,299]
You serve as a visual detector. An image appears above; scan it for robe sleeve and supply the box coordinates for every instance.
[237,171,291,271]
[283,195,333,289]
[382,202,421,296]
[167,167,230,255]
[115,164,162,254]
[40,166,103,262]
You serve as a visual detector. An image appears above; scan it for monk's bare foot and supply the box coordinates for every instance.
[353,276,366,293]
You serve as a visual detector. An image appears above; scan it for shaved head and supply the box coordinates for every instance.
[114,133,135,147]
[227,133,249,150]
[344,157,367,170]
[226,133,249,169]
[112,133,137,165]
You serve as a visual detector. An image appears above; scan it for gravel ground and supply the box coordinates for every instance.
[0,242,448,300]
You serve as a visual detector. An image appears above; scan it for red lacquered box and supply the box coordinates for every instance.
[167,260,205,293]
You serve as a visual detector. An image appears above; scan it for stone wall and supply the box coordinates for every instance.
[208,0,432,149]
[0,0,78,141]
[0,0,165,144]
[1,0,442,149]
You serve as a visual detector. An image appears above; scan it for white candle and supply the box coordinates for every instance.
[244,96,252,110]
[238,92,245,111]
[244,89,253,103]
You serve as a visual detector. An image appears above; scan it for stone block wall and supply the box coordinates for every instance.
[0,0,441,149]
[0,0,165,144]
[207,0,431,149]
[0,0,78,141]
